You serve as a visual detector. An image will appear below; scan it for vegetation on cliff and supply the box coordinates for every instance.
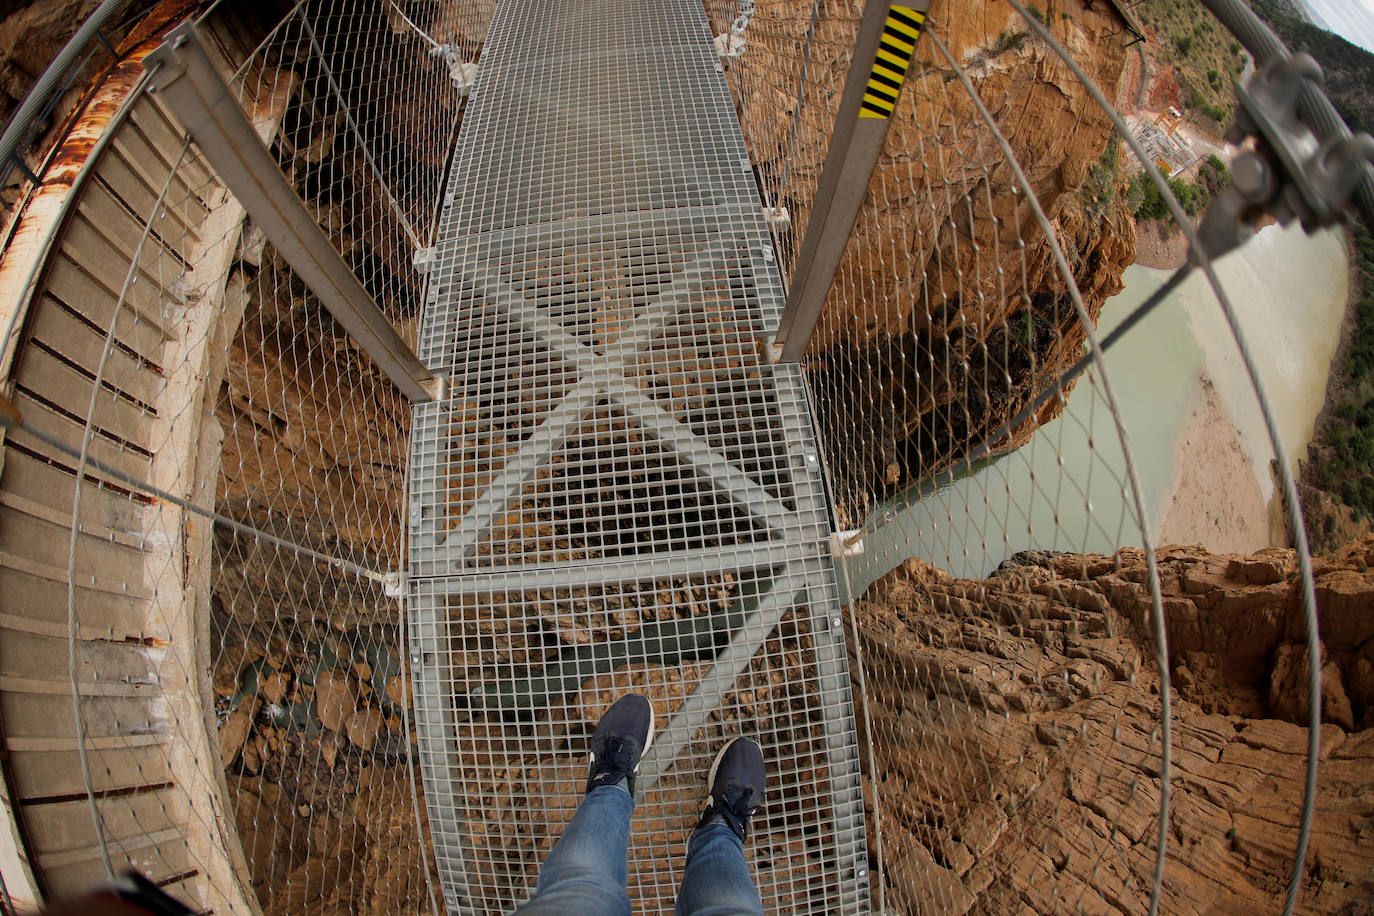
[1242,3,1374,548]
[1303,223,1374,547]
[1135,0,1247,126]
[1250,0,1374,136]
[1126,152,1229,224]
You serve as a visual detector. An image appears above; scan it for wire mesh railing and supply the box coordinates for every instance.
[710,0,1374,913]
[1,0,1372,913]
[0,1,491,912]
[705,0,862,285]
[221,0,492,347]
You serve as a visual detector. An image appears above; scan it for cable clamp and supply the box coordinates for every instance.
[1197,53,1374,262]
[830,530,865,559]
[715,32,747,59]
[763,206,791,230]
[429,45,478,95]
[716,0,755,59]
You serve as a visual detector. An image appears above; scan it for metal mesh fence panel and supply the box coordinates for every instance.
[0,0,1366,913]
[223,0,494,346]
[704,0,863,286]
[710,1,1355,913]
[207,216,431,916]
[0,1,490,912]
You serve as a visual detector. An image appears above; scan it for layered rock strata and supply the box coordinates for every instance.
[851,538,1374,913]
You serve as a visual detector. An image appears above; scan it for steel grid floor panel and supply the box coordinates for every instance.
[407,0,868,912]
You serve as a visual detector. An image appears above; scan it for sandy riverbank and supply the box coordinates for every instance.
[838,224,1347,595]
[1157,369,1271,553]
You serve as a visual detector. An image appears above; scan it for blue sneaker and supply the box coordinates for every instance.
[585,694,655,797]
[694,736,766,842]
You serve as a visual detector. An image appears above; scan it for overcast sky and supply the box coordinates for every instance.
[1298,0,1374,54]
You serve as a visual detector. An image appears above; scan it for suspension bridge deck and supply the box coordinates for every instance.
[405,0,867,911]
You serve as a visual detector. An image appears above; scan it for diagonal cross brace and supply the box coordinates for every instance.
[440,241,793,556]
[459,240,731,379]
[439,378,604,561]
[460,564,794,721]
[606,381,793,533]
[635,567,807,793]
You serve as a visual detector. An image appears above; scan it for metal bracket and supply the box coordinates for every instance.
[429,45,478,95]
[829,529,865,559]
[422,374,447,402]
[714,33,746,60]
[451,58,479,96]
[1195,53,1374,263]
[383,571,405,599]
[763,205,791,230]
[413,246,437,273]
[143,22,440,403]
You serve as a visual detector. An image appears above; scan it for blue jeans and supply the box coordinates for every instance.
[514,785,765,916]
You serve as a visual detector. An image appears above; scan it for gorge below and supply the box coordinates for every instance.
[839,220,1350,596]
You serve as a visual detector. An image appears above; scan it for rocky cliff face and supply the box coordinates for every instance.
[0,0,98,131]
[734,0,1139,520]
[850,538,1374,913]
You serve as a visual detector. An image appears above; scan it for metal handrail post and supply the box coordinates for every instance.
[143,22,441,403]
[772,1,930,361]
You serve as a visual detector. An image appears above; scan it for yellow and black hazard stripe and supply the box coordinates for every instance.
[860,5,925,119]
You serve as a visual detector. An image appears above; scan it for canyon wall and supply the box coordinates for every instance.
[851,538,1374,913]
[732,0,1139,519]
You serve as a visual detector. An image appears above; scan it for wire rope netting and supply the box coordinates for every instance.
[710,0,1371,913]
[0,0,1370,914]
[705,0,863,284]
[0,1,491,913]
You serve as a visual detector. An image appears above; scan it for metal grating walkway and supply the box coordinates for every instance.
[406,1,867,911]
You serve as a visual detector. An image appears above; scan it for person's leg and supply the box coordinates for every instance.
[675,819,765,916]
[675,737,767,916]
[514,784,635,916]
[515,694,655,916]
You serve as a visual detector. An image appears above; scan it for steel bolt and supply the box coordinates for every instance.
[1231,151,1272,201]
